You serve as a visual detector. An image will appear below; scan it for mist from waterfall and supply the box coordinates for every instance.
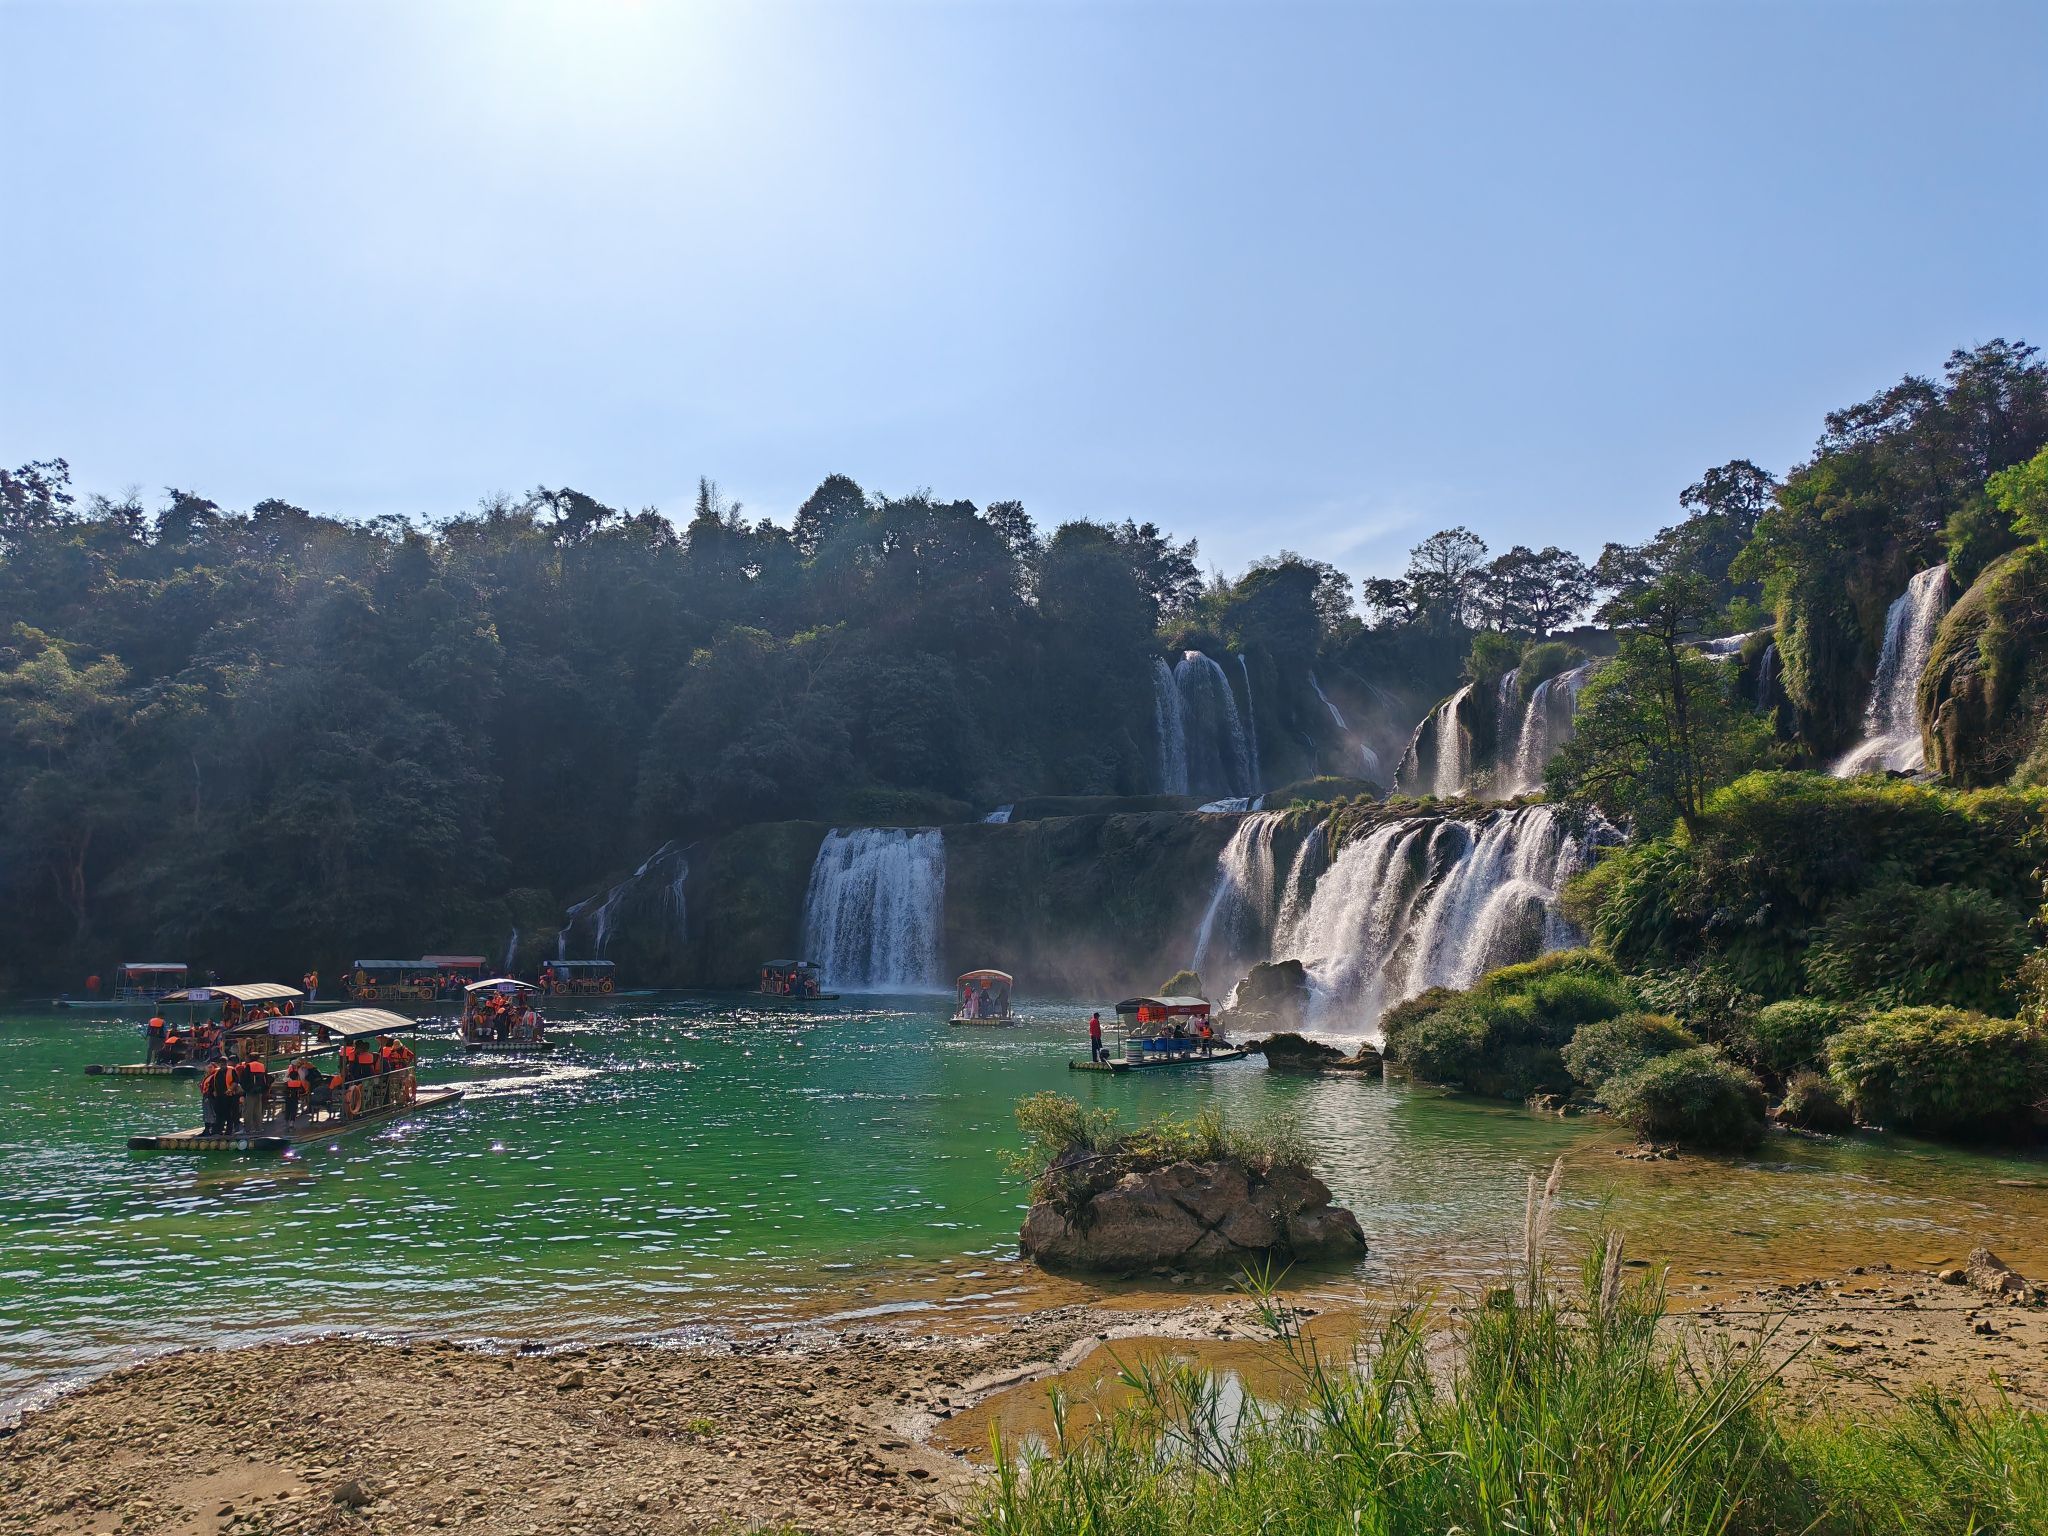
[1833,564,1953,777]
[1190,811,1284,973]
[1151,657,1189,795]
[1272,805,1609,1043]
[800,828,947,991]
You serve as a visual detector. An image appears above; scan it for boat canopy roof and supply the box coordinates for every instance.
[1115,995,1211,1017]
[465,977,539,994]
[420,954,487,967]
[121,962,188,974]
[302,1007,418,1042]
[163,982,303,1004]
[350,959,426,970]
[959,969,1013,985]
[762,959,818,970]
[547,959,614,971]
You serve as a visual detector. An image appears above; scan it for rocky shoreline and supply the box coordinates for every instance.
[5,1260,2044,1536]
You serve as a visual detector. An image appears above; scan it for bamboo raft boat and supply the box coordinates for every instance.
[1067,995,1244,1073]
[128,1087,466,1151]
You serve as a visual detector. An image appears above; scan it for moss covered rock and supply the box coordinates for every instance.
[1922,545,2048,786]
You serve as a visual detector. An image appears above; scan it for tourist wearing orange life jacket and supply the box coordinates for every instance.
[145,1013,167,1065]
[240,1056,271,1128]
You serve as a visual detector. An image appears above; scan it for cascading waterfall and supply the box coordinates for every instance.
[1272,819,1328,949]
[1273,805,1612,1042]
[1833,564,1954,777]
[1174,651,1255,799]
[502,928,520,973]
[982,805,1014,824]
[1395,683,1473,796]
[1190,811,1284,971]
[800,828,946,991]
[558,840,690,960]
[1501,660,1598,796]
[1152,657,1189,795]
[1311,670,1383,780]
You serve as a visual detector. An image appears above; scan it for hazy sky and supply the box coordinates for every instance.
[4,0,2043,580]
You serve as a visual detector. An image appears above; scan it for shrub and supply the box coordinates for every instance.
[1602,1047,1767,1151]
[1515,639,1580,695]
[1804,882,2029,1013]
[1753,999,1854,1079]
[1780,1071,1857,1134]
[1385,952,1634,1101]
[1631,965,1762,1059]
[1826,1007,2048,1141]
[1562,1012,1696,1090]
[1158,968,1204,998]
[1006,1093,1311,1197]
[1573,771,2048,999]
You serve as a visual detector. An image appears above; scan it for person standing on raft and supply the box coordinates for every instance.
[1087,1011,1105,1063]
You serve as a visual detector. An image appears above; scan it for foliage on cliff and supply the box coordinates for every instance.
[1734,342,2048,756]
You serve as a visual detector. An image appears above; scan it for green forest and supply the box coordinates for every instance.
[4,339,2048,996]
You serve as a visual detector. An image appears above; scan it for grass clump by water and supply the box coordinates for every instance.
[1006,1093,1310,1201]
[977,1184,2048,1536]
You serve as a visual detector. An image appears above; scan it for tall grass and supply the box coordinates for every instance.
[978,1179,2048,1536]
[1006,1092,1311,1187]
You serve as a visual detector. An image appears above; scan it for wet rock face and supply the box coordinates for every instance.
[1223,959,1311,1036]
[1020,1157,1367,1275]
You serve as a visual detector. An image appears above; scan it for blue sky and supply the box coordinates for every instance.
[3,0,2043,581]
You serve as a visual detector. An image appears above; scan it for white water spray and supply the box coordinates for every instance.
[1190,811,1284,972]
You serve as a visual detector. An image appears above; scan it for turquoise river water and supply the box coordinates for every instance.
[5,995,2047,1408]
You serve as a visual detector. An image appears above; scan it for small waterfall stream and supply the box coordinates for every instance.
[1173,651,1255,800]
[1238,654,1262,794]
[800,828,947,991]
[1190,810,1284,972]
[558,840,691,960]
[1833,564,1953,777]
[1311,670,1383,780]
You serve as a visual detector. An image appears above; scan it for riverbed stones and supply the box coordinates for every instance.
[1020,1158,1366,1274]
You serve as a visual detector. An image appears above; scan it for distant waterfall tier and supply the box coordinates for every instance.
[558,840,690,961]
[1273,805,1616,1042]
[1395,684,1473,796]
[1833,564,1953,777]
[1312,670,1383,781]
[1191,811,1285,972]
[1500,660,1599,796]
[800,828,947,992]
[1164,651,1255,800]
[1151,658,1189,795]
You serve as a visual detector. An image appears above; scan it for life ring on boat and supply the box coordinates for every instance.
[359,986,379,1001]
[598,977,614,994]
[344,1083,364,1117]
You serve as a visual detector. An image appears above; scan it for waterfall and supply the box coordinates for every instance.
[1152,657,1189,795]
[1174,651,1254,799]
[1236,651,1253,794]
[1501,660,1598,796]
[1191,811,1284,971]
[800,828,946,991]
[1832,564,1953,777]
[1271,820,1328,955]
[1311,670,1384,780]
[1757,641,1780,711]
[1695,628,1764,658]
[982,805,1014,824]
[1396,684,1474,796]
[1275,806,1613,1042]
[502,928,520,973]
[558,839,690,960]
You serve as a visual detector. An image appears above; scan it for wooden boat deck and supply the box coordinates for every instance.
[462,1039,554,1053]
[948,1016,1018,1027]
[127,1087,465,1152]
[1069,1046,1250,1073]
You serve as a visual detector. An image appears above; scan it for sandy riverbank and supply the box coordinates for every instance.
[4,1256,2044,1536]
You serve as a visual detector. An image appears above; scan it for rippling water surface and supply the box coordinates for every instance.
[4,995,2045,1403]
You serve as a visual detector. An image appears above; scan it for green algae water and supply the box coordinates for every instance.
[5,995,2048,1406]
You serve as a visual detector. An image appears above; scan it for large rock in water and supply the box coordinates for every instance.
[1222,959,1311,1035]
[1020,1158,1367,1275]
[1254,1032,1383,1074]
